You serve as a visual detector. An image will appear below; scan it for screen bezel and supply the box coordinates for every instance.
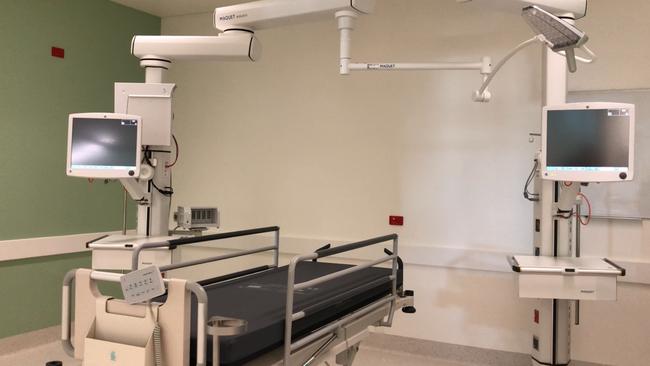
[66,112,142,179]
[541,102,635,182]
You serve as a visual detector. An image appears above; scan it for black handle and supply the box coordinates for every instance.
[603,258,626,276]
[384,248,403,270]
[167,226,279,248]
[313,244,332,262]
[85,234,109,248]
[315,234,398,259]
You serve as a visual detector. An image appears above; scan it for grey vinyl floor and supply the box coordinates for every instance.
[0,340,477,366]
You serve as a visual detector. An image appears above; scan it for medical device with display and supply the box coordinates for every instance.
[66,113,142,179]
[541,103,635,182]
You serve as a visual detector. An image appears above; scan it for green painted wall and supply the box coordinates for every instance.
[0,0,160,338]
[0,253,91,338]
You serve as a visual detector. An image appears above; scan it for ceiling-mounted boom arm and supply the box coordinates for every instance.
[131,32,261,79]
[214,0,375,31]
[131,33,261,63]
[131,0,374,68]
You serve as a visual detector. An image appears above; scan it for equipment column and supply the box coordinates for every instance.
[531,34,571,366]
[137,58,173,237]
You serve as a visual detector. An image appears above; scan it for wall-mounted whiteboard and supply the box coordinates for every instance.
[568,89,650,219]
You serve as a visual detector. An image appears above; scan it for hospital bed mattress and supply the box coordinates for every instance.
[189,261,402,366]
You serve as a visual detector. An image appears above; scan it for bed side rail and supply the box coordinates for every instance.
[283,234,399,366]
[61,269,209,366]
[130,226,281,271]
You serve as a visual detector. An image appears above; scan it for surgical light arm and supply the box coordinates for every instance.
[473,5,596,102]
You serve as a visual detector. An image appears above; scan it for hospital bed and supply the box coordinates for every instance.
[61,227,415,366]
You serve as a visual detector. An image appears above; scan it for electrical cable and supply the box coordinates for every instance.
[143,147,174,197]
[151,179,174,197]
[148,302,163,366]
[168,168,174,217]
[556,209,574,219]
[577,192,592,225]
[523,159,540,202]
[165,135,179,168]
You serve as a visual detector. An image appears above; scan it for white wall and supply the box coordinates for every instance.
[161,1,650,365]
[163,0,542,253]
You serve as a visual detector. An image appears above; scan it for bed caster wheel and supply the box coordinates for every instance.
[402,306,416,314]
[401,289,415,313]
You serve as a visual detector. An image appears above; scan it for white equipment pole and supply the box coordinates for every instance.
[532,23,571,366]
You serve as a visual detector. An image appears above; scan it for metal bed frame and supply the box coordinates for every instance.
[61,227,411,366]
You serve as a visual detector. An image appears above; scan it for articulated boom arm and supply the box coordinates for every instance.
[214,0,375,31]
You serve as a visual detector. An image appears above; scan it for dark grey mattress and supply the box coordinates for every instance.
[189,261,402,366]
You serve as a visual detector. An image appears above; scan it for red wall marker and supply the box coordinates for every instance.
[51,47,65,59]
[389,216,404,226]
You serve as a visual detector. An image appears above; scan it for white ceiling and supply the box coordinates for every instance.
[110,0,245,18]
[111,0,525,18]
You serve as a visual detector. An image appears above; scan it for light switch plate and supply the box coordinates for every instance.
[120,266,166,304]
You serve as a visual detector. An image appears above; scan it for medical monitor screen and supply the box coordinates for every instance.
[547,109,629,169]
[67,113,141,178]
[542,103,634,182]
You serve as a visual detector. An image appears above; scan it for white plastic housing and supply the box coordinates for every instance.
[131,33,261,62]
[115,83,176,146]
[541,102,635,183]
[214,0,375,31]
